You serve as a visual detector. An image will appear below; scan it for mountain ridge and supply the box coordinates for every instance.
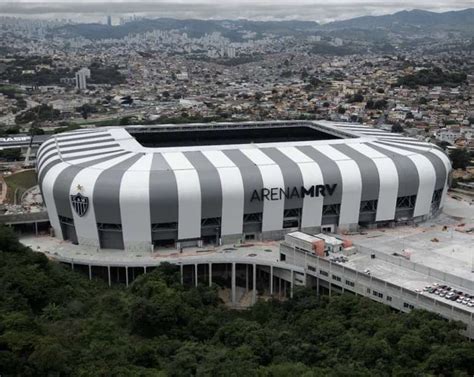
[54,8,474,40]
[324,8,474,30]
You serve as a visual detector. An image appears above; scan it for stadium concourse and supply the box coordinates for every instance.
[36,121,451,252]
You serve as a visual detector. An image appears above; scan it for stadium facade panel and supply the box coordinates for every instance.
[37,121,451,252]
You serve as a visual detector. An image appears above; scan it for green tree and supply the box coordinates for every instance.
[449,148,470,170]
[391,123,404,133]
[255,92,264,101]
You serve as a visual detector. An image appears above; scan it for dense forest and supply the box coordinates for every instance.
[1,225,474,376]
[396,67,467,88]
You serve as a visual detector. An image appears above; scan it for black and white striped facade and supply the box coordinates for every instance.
[36,121,451,252]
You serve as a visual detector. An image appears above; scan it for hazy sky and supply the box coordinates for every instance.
[0,0,471,23]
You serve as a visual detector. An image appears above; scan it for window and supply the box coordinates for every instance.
[320,270,329,277]
[243,212,262,223]
[396,195,417,209]
[201,217,221,227]
[323,204,341,216]
[97,223,122,231]
[360,200,378,213]
[283,219,299,229]
[332,274,341,282]
[431,189,443,204]
[387,296,392,302]
[283,209,301,229]
[345,280,355,287]
[152,222,178,231]
[308,265,316,272]
[280,253,286,261]
[372,291,383,298]
[431,189,443,211]
[403,303,414,310]
[367,288,371,294]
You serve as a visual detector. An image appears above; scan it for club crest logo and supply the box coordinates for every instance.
[71,184,89,217]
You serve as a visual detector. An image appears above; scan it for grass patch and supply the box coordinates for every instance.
[0,84,19,92]
[4,169,37,204]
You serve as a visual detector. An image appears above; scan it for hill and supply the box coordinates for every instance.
[324,8,474,33]
[53,9,474,41]
[54,18,321,41]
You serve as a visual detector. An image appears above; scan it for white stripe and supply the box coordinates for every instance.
[37,140,60,168]
[120,154,154,252]
[377,140,451,208]
[108,128,144,151]
[64,151,129,167]
[202,150,244,236]
[347,143,398,221]
[162,152,201,240]
[41,162,69,239]
[37,151,59,171]
[38,145,123,171]
[69,153,135,248]
[55,130,101,139]
[277,146,324,228]
[335,125,371,129]
[38,150,125,176]
[313,145,362,226]
[370,142,437,217]
[240,148,285,232]
[57,136,113,147]
[378,138,428,144]
[63,148,124,160]
[58,141,119,152]
[359,131,399,137]
[55,131,111,140]
[37,138,55,157]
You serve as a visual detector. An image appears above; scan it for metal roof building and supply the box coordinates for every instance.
[36,121,451,252]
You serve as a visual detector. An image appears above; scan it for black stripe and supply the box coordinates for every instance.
[183,151,222,219]
[366,142,419,197]
[260,147,304,210]
[93,154,143,224]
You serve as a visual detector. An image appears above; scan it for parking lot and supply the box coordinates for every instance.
[424,283,474,308]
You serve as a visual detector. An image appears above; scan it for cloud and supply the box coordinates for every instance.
[0,1,471,22]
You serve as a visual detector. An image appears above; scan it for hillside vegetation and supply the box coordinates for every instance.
[3,169,37,204]
[0,226,473,376]
[396,67,467,88]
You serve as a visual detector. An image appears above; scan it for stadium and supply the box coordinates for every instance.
[36,121,451,252]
